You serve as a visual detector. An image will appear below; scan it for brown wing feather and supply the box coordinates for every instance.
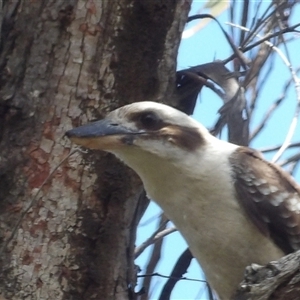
[229,147,300,254]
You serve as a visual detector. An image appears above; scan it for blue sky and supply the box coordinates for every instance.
[136,2,300,299]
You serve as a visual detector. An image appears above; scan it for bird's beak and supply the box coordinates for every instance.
[66,119,139,150]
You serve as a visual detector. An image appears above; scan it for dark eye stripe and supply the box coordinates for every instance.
[130,110,166,131]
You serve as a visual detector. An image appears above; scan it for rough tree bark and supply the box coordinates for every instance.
[0,1,191,299]
[1,1,300,300]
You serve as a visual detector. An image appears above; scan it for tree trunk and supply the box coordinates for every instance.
[0,1,191,299]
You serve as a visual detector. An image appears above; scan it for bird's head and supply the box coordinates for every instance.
[66,101,208,163]
[66,101,240,201]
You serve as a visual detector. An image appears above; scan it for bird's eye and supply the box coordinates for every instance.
[139,112,161,130]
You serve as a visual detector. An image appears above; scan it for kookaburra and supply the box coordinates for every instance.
[66,101,300,299]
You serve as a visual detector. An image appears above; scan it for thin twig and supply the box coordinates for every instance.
[188,14,249,70]
[138,212,163,227]
[139,214,168,300]
[135,225,177,258]
[260,142,300,153]
[239,0,249,46]
[251,67,300,140]
[158,248,194,300]
[223,22,300,64]
[242,2,287,48]
[250,98,283,141]
[272,111,299,163]
[279,153,300,168]
[226,21,300,163]
[244,22,300,53]
[137,272,206,283]
[288,160,300,176]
